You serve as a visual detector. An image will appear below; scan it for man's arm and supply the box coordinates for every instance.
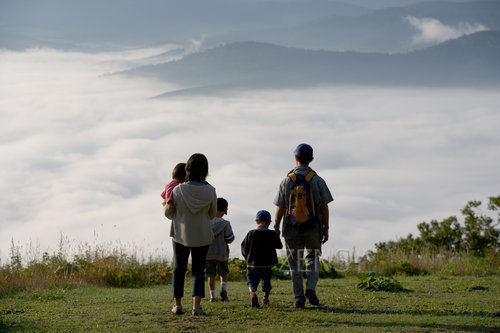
[320,204,329,244]
[274,205,285,236]
[274,232,283,249]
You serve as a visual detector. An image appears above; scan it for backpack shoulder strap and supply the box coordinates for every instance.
[304,171,316,183]
[288,169,316,183]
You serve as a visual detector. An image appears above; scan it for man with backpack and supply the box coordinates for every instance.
[273,143,334,308]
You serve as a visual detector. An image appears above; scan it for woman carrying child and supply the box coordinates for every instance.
[164,153,217,316]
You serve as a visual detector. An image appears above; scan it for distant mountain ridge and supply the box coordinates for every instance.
[121,31,500,96]
[1,0,495,53]
[208,0,500,52]
[0,0,370,51]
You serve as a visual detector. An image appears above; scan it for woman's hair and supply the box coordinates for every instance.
[172,163,187,181]
[185,153,209,182]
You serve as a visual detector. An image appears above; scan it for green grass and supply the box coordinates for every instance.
[1,275,499,332]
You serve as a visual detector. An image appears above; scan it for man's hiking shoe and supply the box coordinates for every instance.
[295,301,305,309]
[220,290,228,302]
[251,295,260,308]
[305,289,320,306]
[262,297,270,305]
[171,305,185,315]
[191,307,207,316]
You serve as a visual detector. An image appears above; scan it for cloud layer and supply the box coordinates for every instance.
[1,48,499,263]
[405,16,488,48]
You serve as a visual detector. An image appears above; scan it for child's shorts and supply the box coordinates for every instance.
[246,267,272,292]
[206,260,229,278]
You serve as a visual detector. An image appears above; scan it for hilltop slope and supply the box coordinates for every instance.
[121,31,500,95]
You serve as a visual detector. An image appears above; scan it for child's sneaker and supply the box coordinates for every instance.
[262,296,270,305]
[171,305,184,315]
[220,290,228,302]
[209,296,219,302]
[191,307,207,316]
[251,294,260,308]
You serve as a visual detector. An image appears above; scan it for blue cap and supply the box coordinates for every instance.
[255,210,271,222]
[294,143,313,160]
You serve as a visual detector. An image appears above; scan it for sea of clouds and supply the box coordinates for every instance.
[1,46,499,265]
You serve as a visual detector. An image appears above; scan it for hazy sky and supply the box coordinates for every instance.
[1,46,499,265]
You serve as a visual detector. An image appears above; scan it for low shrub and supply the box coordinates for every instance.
[0,251,347,294]
[272,257,291,280]
[227,258,247,281]
[319,259,340,278]
[355,272,405,292]
[358,248,500,276]
[0,252,174,295]
[359,196,500,276]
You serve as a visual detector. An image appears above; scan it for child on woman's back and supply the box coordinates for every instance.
[161,163,186,206]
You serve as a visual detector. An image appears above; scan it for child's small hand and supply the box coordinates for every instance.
[162,201,166,206]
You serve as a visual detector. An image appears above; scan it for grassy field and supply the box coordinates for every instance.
[1,275,499,332]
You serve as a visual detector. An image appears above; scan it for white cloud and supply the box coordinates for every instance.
[1,48,500,265]
[187,35,206,54]
[405,16,488,48]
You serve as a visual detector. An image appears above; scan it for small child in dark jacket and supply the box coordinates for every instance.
[241,210,283,307]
